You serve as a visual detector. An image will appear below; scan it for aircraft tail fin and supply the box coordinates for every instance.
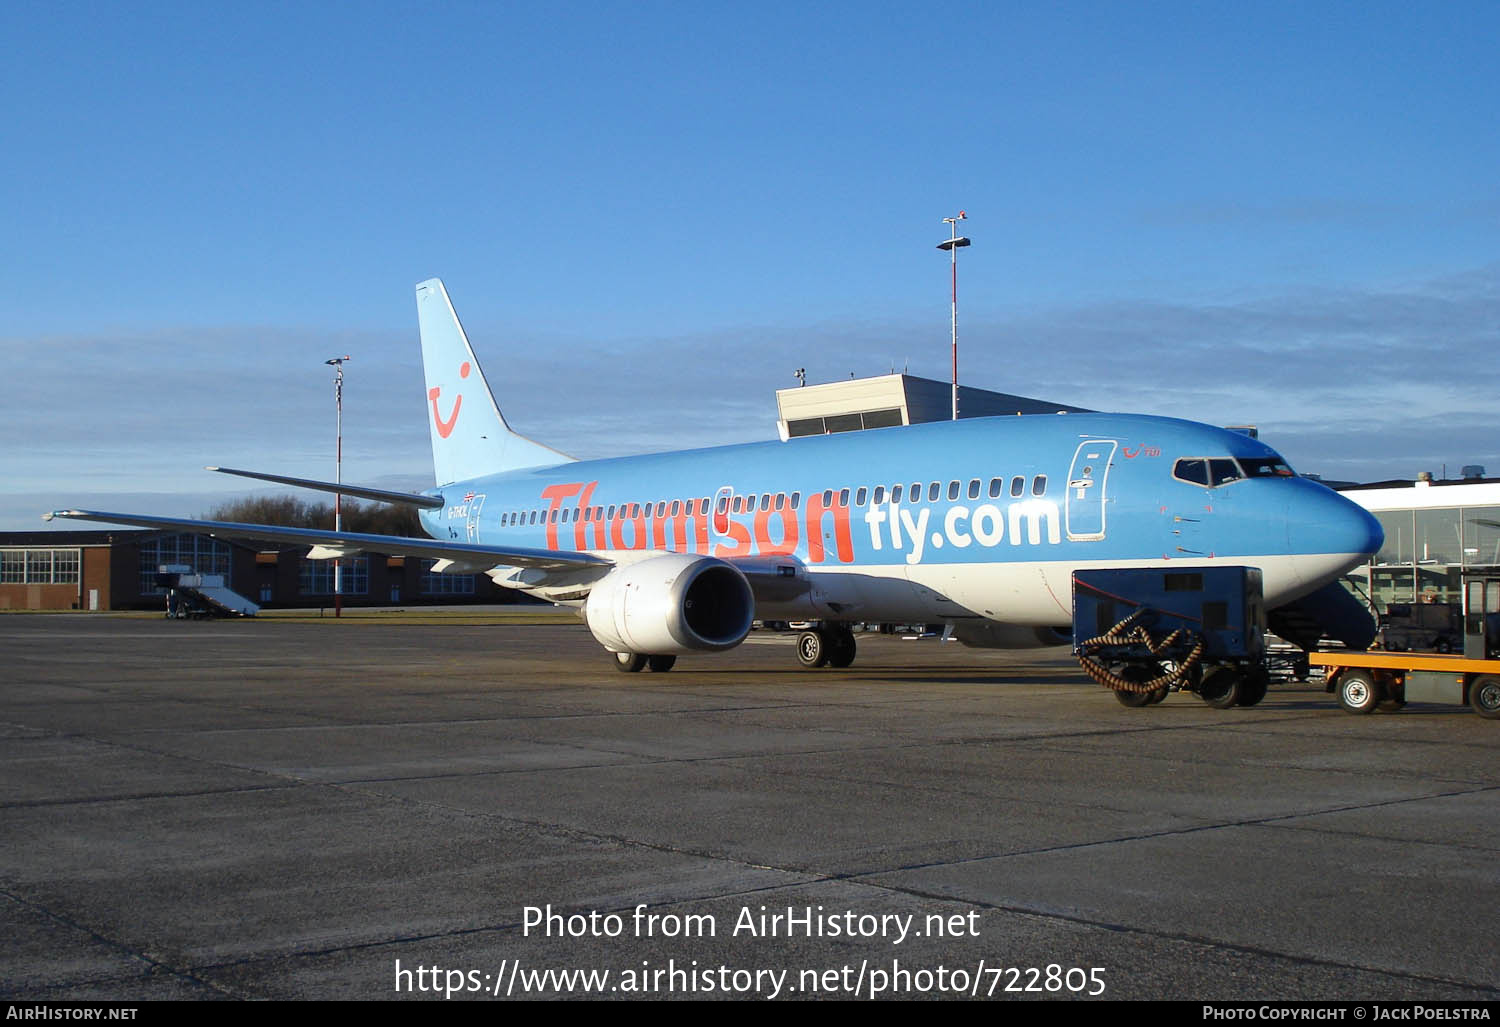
[415,278,573,486]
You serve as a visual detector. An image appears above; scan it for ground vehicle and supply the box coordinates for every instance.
[1377,601,1461,653]
[1312,572,1500,719]
[1073,566,1271,709]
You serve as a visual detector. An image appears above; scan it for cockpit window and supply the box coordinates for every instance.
[1209,459,1242,486]
[1175,455,1296,488]
[1241,457,1296,478]
[1173,459,1209,486]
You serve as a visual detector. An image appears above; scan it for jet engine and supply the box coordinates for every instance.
[584,553,755,655]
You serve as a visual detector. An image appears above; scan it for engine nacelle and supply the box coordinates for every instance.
[952,621,1072,649]
[584,554,755,655]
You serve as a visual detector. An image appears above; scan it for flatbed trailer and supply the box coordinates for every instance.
[1310,650,1500,718]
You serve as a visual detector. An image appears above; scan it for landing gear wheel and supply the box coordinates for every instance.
[613,651,647,673]
[796,630,828,668]
[1337,669,1382,714]
[827,628,857,668]
[647,654,677,672]
[1470,675,1500,719]
[1236,669,1269,708]
[1199,667,1243,710]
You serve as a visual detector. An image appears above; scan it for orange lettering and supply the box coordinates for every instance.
[805,493,854,563]
[754,504,799,556]
[540,482,584,550]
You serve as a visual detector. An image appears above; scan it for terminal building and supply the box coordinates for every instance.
[1338,473,1500,609]
[774,373,1088,439]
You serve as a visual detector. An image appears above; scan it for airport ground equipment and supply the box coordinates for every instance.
[154,564,260,618]
[1073,567,1269,709]
[1312,571,1500,718]
[1377,600,1462,653]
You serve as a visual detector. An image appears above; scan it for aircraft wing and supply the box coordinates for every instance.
[43,509,611,573]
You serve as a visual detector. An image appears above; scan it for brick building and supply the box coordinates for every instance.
[0,530,527,611]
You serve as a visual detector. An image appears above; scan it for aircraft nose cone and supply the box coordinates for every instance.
[1286,485,1383,586]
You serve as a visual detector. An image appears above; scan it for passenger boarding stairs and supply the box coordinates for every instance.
[157,565,259,617]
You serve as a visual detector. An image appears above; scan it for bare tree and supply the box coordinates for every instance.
[206,496,420,536]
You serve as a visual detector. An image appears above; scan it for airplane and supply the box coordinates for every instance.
[49,278,1383,703]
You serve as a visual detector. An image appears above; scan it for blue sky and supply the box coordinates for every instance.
[4,1,1497,529]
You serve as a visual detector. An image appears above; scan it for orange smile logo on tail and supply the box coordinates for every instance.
[429,361,471,439]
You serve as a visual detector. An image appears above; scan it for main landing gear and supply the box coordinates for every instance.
[612,652,677,673]
[796,625,856,669]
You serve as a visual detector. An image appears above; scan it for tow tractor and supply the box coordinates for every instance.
[1312,571,1500,719]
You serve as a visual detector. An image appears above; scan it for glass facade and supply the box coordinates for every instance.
[421,560,476,595]
[1349,503,1500,608]
[139,535,232,594]
[299,557,368,596]
[1,548,80,584]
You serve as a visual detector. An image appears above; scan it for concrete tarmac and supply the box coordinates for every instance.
[1,614,1496,1001]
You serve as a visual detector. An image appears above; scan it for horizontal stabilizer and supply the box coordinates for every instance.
[207,466,445,509]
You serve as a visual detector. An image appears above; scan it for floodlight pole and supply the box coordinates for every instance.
[937,212,970,421]
[326,355,350,617]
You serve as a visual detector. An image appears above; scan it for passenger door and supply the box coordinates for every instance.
[1066,441,1116,541]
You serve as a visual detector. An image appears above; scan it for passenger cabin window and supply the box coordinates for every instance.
[855,487,868,506]
[891,485,903,503]
[1032,475,1048,496]
[1010,476,1024,497]
[968,479,981,500]
[839,488,850,506]
[989,477,1002,498]
[947,481,960,501]
[928,482,940,501]
[873,485,885,504]
[790,492,801,509]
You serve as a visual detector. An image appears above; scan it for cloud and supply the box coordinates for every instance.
[4,263,1496,529]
